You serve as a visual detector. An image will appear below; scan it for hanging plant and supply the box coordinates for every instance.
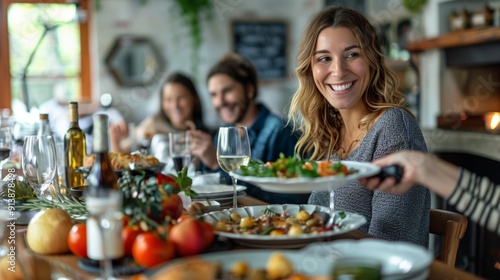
[172,0,212,51]
[402,0,427,14]
[171,0,213,74]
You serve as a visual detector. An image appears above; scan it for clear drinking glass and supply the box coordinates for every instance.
[0,127,13,178]
[21,135,58,200]
[168,131,192,173]
[85,189,123,280]
[55,140,66,188]
[216,126,251,208]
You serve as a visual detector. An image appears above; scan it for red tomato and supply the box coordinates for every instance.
[156,174,183,220]
[132,232,175,268]
[168,218,206,256]
[157,174,177,190]
[68,223,87,258]
[200,221,215,249]
[161,193,183,219]
[121,215,132,227]
[122,225,143,256]
[176,214,193,224]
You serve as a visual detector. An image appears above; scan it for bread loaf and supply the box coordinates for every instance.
[83,153,161,170]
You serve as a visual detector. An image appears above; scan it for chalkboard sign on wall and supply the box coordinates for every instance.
[232,20,287,80]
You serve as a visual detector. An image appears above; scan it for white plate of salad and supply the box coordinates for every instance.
[230,156,380,194]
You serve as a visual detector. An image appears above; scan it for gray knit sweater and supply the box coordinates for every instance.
[308,108,430,248]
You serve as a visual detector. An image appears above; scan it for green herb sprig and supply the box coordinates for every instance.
[0,177,36,202]
[16,186,87,219]
[118,166,196,231]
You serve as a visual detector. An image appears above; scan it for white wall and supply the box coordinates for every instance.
[92,0,323,130]
[418,0,445,129]
[94,0,457,130]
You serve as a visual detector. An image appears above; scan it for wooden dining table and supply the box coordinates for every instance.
[13,195,483,280]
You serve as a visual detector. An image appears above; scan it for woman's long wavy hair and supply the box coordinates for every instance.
[288,6,410,160]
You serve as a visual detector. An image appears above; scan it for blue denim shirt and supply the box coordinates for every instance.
[200,104,310,204]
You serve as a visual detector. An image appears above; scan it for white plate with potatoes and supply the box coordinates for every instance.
[201,204,366,249]
[146,249,330,280]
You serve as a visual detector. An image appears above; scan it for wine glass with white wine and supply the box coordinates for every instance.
[217,126,251,208]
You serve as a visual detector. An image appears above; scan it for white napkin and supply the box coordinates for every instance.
[178,191,192,210]
[192,172,220,186]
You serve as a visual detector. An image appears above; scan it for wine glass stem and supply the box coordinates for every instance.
[102,259,113,280]
[97,218,113,280]
[231,176,238,208]
[329,188,335,214]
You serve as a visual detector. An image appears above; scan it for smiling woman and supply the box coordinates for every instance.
[288,6,430,248]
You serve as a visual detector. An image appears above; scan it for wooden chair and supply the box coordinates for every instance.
[429,208,468,267]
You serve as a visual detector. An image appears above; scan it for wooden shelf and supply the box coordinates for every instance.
[406,27,500,52]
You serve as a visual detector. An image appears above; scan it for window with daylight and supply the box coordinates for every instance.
[0,0,91,112]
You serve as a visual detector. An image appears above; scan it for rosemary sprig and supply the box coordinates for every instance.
[15,168,196,228]
[0,174,36,202]
[16,194,87,220]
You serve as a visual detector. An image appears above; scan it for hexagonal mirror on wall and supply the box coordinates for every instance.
[105,36,164,87]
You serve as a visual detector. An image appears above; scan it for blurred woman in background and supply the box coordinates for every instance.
[110,72,208,153]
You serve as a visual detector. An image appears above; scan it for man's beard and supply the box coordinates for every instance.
[220,95,251,124]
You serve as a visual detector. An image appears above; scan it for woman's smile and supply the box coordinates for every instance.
[328,81,355,92]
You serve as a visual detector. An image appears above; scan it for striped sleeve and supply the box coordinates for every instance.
[447,168,500,235]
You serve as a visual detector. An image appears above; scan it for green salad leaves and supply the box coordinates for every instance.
[237,154,320,178]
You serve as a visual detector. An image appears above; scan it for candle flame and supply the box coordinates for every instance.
[490,113,500,130]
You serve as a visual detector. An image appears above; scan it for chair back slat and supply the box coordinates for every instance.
[430,208,468,267]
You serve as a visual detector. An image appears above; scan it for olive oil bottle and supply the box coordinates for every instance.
[64,102,86,188]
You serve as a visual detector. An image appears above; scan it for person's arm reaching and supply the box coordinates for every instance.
[361,150,459,197]
[361,150,500,235]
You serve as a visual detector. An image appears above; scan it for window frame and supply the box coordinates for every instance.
[0,0,92,110]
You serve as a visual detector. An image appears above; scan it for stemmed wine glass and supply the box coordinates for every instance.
[325,184,337,228]
[85,189,123,280]
[22,135,58,200]
[217,126,251,208]
[0,127,13,179]
[169,131,192,173]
